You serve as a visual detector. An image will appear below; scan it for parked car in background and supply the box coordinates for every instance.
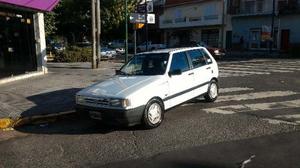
[180,41,226,59]
[76,47,219,128]
[101,47,117,59]
[53,43,66,52]
[108,40,125,49]
[137,41,166,52]
[115,48,125,55]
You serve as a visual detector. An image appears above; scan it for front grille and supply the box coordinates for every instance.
[84,97,110,106]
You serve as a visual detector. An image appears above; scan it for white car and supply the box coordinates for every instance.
[101,47,117,59]
[76,47,219,128]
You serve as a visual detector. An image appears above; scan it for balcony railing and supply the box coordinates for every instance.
[160,15,221,28]
[278,0,300,14]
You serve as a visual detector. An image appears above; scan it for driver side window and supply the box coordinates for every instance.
[170,52,190,72]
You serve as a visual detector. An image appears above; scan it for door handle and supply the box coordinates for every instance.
[188,72,194,76]
[206,67,211,70]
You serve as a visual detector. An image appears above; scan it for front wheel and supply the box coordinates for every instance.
[143,99,164,129]
[204,80,219,102]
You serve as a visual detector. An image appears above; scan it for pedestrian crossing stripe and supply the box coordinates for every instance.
[203,99,300,115]
[217,91,297,103]
[219,87,254,93]
[220,66,293,73]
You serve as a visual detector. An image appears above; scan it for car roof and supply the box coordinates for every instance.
[138,47,206,55]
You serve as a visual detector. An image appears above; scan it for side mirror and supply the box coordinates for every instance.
[207,58,212,64]
[168,69,182,76]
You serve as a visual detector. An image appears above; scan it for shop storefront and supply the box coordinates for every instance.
[0,0,59,82]
[0,8,36,78]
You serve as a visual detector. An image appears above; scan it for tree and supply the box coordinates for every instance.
[44,12,58,36]
[46,0,138,42]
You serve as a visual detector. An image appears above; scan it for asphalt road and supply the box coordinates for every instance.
[0,58,300,168]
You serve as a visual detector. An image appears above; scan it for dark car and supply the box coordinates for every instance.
[180,41,226,59]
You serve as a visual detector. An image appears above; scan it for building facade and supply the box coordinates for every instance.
[159,0,227,48]
[0,0,59,82]
[228,0,300,51]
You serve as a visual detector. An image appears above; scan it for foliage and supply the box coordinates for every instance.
[47,0,138,42]
[44,12,58,36]
[53,46,92,62]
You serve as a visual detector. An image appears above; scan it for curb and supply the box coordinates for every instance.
[0,111,75,131]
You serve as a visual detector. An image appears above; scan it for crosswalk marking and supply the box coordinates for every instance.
[219,87,254,93]
[220,66,293,73]
[219,60,300,78]
[204,99,300,115]
[220,69,270,75]
[274,114,300,124]
[217,91,297,103]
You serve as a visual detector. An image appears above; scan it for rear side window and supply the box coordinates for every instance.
[170,52,190,72]
[187,49,207,68]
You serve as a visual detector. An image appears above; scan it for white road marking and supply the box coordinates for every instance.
[273,114,300,124]
[219,87,254,93]
[222,64,298,71]
[221,69,270,75]
[262,118,299,125]
[245,63,300,70]
[217,91,297,103]
[204,99,300,115]
[220,66,293,73]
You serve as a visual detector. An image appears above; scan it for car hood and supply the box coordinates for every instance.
[77,75,161,98]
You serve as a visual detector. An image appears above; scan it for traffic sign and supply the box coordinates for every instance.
[137,1,153,13]
[130,13,155,24]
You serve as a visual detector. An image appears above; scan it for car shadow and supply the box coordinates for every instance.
[15,88,148,135]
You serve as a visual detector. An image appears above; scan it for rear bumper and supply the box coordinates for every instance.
[76,105,145,126]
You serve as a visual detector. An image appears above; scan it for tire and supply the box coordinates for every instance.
[204,80,219,102]
[143,98,164,129]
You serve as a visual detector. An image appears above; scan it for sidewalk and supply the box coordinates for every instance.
[0,61,123,128]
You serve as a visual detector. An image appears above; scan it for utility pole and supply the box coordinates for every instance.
[145,1,149,51]
[125,0,129,63]
[270,0,276,53]
[96,0,101,68]
[91,0,97,69]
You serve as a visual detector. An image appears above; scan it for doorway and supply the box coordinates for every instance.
[0,9,37,79]
[281,29,290,52]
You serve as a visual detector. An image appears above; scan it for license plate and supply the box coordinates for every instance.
[89,111,102,120]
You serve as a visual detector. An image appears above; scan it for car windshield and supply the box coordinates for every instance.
[120,53,169,76]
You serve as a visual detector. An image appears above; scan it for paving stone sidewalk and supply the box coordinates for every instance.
[0,62,123,120]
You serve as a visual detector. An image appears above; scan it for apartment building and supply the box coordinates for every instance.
[228,0,300,51]
[159,0,227,48]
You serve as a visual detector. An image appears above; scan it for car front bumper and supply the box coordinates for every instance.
[76,105,145,126]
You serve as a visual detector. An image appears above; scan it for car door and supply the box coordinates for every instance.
[166,51,194,108]
[187,49,212,97]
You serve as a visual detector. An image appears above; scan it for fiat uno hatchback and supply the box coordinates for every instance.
[76,47,219,128]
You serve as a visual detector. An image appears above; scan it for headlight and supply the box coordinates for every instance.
[214,50,220,54]
[76,95,85,104]
[110,98,131,108]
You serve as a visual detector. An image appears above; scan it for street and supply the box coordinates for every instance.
[1,58,300,167]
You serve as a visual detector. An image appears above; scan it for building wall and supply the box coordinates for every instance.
[160,0,224,29]
[279,14,300,44]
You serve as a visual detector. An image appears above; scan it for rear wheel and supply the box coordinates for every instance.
[143,99,164,129]
[204,80,219,102]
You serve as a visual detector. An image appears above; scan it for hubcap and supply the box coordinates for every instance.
[148,103,162,125]
[209,83,218,99]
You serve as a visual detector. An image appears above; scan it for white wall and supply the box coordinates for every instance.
[33,12,47,74]
[160,0,223,29]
